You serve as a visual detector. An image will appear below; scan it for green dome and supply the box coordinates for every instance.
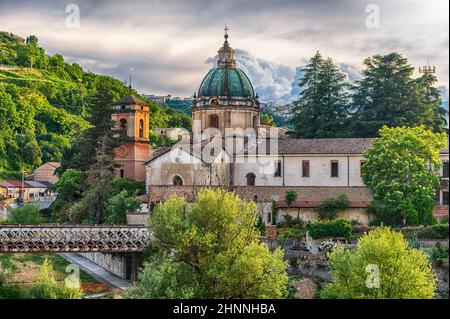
[198,67,254,98]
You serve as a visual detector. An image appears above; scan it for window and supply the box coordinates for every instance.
[120,169,124,178]
[360,160,366,177]
[331,161,339,177]
[274,160,282,177]
[209,115,219,129]
[246,173,256,186]
[139,119,144,138]
[443,191,449,205]
[119,118,128,136]
[172,175,183,186]
[443,161,449,178]
[253,115,258,130]
[302,160,310,177]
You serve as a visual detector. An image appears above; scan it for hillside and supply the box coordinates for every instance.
[0,31,191,179]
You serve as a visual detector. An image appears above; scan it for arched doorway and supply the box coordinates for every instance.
[246,172,256,186]
[172,175,184,185]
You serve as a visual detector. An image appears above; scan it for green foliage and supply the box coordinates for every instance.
[255,215,266,236]
[351,53,448,137]
[30,258,82,299]
[419,223,449,240]
[7,204,45,224]
[0,267,25,299]
[290,51,351,138]
[53,169,84,201]
[127,188,288,299]
[284,190,298,207]
[110,178,145,196]
[278,228,303,240]
[306,219,352,239]
[315,194,350,220]
[426,242,449,266]
[362,126,447,226]
[320,228,436,299]
[261,114,275,126]
[105,190,141,224]
[277,215,304,229]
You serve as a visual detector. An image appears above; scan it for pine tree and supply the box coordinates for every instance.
[350,53,448,137]
[69,81,120,173]
[289,52,351,138]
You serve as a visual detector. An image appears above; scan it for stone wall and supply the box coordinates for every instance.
[80,252,127,279]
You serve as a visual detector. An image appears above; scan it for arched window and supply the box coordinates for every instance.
[246,172,256,186]
[172,175,183,186]
[119,118,128,136]
[139,119,144,138]
[209,114,219,129]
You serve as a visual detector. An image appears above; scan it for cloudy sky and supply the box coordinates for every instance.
[0,0,448,102]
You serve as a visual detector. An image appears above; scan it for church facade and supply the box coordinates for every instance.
[112,32,449,224]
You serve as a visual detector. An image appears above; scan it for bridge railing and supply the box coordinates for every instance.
[0,224,149,253]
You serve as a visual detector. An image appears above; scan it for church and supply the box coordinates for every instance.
[110,31,449,225]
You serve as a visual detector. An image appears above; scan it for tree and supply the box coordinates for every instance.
[70,81,120,173]
[284,190,299,220]
[362,126,447,225]
[53,169,84,201]
[30,258,82,299]
[105,190,141,224]
[7,204,45,224]
[320,227,436,299]
[350,53,448,137]
[126,188,288,299]
[290,51,350,138]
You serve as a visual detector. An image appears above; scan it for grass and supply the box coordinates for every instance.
[0,253,98,283]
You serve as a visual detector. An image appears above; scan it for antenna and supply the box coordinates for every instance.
[419,59,436,75]
[128,75,132,95]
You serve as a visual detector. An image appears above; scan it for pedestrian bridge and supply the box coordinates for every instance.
[0,224,149,253]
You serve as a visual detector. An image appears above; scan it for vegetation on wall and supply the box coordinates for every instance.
[315,194,350,220]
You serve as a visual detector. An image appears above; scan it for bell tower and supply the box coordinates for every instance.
[111,94,150,181]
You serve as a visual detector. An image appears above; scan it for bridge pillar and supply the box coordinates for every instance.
[130,252,143,283]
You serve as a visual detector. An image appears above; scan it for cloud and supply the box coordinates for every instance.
[0,0,448,99]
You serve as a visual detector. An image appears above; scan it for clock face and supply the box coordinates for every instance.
[117,146,128,157]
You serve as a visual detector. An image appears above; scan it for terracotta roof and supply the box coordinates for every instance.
[112,95,147,106]
[47,162,61,168]
[146,147,171,164]
[276,200,370,208]
[24,181,48,188]
[275,138,374,154]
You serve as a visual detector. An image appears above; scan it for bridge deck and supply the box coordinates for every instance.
[0,224,149,253]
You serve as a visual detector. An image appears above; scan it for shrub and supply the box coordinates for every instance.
[306,219,352,240]
[426,243,449,266]
[278,228,304,240]
[367,200,404,226]
[7,204,45,224]
[30,258,82,299]
[419,223,449,240]
[255,215,266,236]
[320,228,436,299]
[315,194,350,220]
